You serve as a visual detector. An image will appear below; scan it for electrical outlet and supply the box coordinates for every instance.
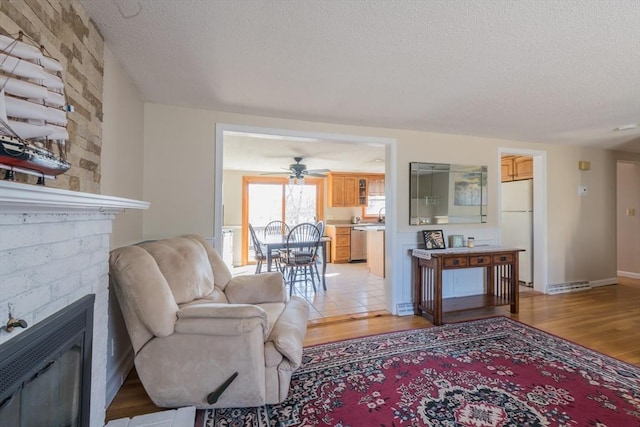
[578,186,587,196]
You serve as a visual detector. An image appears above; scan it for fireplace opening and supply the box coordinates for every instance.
[0,295,94,427]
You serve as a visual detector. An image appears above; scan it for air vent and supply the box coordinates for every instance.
[396,302,415,316]
[547,281,591,295]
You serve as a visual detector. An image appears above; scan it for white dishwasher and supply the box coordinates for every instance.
[350,227,367,262]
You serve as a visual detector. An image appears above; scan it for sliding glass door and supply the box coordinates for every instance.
[285,184,318,225]
[242,177,324,265]
[248,183,283,232]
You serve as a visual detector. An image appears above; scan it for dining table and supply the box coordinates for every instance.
[259,234,331,290]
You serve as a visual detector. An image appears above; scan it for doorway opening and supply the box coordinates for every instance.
[215,124,398,318]
[498,149,548,294]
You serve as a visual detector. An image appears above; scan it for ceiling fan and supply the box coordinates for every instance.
[263,157,330,179]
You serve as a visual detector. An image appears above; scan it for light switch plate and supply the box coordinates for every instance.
[628,208,636,217]
[578,185,587,196]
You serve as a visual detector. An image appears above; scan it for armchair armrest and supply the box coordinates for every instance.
[224,272,286,304]
[175,303,269,337]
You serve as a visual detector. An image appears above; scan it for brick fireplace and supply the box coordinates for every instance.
[0,181,148,426]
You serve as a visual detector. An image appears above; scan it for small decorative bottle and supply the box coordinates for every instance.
[467,237,475,248]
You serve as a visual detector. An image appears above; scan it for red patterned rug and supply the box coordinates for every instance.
[196,317,640,426]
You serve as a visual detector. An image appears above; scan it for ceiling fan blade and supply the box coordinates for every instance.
[260,171,290,175]
[306,173,327,177]
[305,168,330,173]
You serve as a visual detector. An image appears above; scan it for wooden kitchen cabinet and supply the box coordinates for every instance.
[326,225,351,263]
[501,156,533,182]
[328,173,368,207]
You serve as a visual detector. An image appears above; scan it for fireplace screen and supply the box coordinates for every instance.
[0,295,94,427]
[1,341,82,425]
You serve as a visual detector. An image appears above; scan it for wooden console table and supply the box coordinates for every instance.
[412,246,523,325]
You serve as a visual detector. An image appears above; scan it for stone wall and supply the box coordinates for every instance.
[0,0,104,193]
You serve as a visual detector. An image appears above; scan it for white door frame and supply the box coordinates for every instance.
[214,124,400,313]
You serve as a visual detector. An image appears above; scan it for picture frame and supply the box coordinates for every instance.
[422,230,446,250]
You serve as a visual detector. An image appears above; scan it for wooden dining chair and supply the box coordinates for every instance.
[248,224,267,273]
[264,221,290,269]
[280,223,322,295]
[264,220,290,238]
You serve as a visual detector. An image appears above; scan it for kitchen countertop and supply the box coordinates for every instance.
[353,224,385,231]
[327,222,384,228]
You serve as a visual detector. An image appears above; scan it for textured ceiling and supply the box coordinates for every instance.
[82,0,640,162]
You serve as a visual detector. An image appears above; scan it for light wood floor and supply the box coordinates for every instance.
[106,277,640,422]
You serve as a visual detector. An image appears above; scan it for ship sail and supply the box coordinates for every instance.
[0,32,71,180]
[0,34,42,59]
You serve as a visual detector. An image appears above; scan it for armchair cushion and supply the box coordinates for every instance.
[176,303,269,337]
[183,234,233,289]
[109,245,179,338]
[225,272,287,304]
[139,237,215,304]
[267,295,309,370]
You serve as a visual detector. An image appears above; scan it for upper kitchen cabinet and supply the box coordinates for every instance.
[363,174,385,219]
[328,173,368,207]
[502,156,533,182]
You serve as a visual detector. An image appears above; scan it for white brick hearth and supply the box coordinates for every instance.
[0,181,148,427]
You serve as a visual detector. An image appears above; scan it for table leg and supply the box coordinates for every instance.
[511,252,520,314]
[433,260,443,326]
[321,241,327,290]
[266,247,272,272]
[486,265,494,301]
[413,257,421,316]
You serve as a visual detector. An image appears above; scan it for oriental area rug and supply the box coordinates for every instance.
[196,317,640,426]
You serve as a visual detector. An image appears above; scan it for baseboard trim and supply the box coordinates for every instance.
[617,270,640,280]
[590,277,618,287]
[106,349,135,406]
[307,310,392,327]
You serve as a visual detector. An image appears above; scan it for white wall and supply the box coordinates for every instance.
[222,170,244,226]
[142,107,217,239]
[101,46,145,248]
[617,161,640,278]
[100,46,146,405]
[142,102,622,291]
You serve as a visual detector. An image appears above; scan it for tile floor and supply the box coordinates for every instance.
[232,262,387,321]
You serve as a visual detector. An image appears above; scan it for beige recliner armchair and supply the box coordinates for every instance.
[109,234,310,409]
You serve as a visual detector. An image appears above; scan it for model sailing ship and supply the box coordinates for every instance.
[0,31,72,182]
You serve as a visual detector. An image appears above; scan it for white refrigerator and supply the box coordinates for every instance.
[501,179,533,286]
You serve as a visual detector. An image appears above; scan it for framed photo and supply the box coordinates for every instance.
[422,230,446,250]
